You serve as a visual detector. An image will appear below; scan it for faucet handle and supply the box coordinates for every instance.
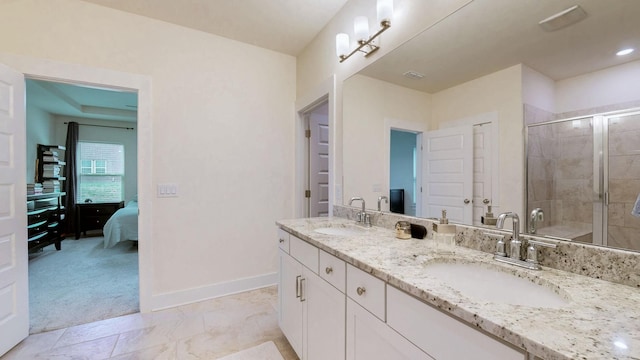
[522,236,557,265]
[486,232,506,257]
[362,213,372,227]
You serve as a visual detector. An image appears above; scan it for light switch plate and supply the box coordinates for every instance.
[157,183,178,197]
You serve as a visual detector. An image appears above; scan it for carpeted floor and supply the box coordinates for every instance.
[28,236,139,334]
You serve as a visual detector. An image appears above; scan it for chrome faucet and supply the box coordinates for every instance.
[349,197,371,227]
[529,208,544,234]
[489,211,557,270]
[377,196,388,212]
[496,212,521,260]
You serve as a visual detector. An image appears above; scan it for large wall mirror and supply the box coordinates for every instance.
[342,0,640,252]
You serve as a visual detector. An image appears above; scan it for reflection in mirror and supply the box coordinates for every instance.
[526,111,640,252]
[390,129,418,216]
[341,0,640,252]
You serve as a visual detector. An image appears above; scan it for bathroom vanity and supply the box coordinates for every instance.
[276,214,640,360]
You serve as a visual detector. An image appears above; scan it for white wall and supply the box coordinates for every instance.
[0,0,296,308]
[432,64,524,218]
[52,117,138,203]
[343,75,430,209]
[522,65,555,113]
[555,60,640,113]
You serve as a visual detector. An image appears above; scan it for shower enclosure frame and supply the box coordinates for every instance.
[525,107,640,248]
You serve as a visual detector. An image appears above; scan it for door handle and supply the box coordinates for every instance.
[464,199,471,204]
[483,198,490,204]
[295,275,301,299]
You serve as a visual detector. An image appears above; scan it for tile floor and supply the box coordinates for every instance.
[2,286,298,360]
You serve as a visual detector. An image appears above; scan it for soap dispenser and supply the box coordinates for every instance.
[432,209,455,234]
[432,210,456,253]
[481,205,497,225]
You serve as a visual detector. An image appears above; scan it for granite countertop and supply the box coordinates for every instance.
[276,217,640,360]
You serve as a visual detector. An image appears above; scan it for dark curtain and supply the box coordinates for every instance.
[64,122,79,235]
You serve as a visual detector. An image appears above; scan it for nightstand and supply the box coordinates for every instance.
[75,201,124,239]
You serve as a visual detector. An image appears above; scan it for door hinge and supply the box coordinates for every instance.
[305,129,311,138]
[305,190,311,198]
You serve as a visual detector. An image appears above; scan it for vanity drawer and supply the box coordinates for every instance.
[290,235,318,274]
[277,228,290,253]
[347,264,386,321]
[387,286,525,360]
[319,250,346,293]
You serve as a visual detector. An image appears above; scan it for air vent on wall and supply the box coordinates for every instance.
[403,71,425,80]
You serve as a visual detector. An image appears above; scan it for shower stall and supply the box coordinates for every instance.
[526,109,640,251]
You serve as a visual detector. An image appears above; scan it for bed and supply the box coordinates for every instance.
[103,200,138,248]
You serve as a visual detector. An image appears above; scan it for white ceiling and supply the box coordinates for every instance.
[79,0,348,56]
[359,0,640,93]
[27,79,138,122]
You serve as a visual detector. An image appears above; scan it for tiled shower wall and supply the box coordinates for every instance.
[607,113,640,251]
[525,106,593,239]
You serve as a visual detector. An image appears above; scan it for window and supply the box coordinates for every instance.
[78,142,124,203]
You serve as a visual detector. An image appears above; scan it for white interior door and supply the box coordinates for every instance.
[472,123,492,225]
[0,63,28,356]
[309,112,329,217]
[423,126,473,223]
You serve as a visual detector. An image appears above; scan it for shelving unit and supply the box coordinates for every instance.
[27,192,66,251]
[27,144,67,251]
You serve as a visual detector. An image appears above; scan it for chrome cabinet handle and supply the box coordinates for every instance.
[295,275,301,298]
[464,198,471,204]
[300,278,306,302]
[356,286,366,296]
[483,198,490,204]
[325,266,333,274]
[279,238,285,243]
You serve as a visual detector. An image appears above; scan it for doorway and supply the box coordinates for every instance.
[25,78,140,333]
[0,56,152,355]
[303,100,330,217]
[390,129,418,216]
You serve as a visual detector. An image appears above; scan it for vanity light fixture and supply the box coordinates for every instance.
[336,0,393,63]
[616,48,634,56]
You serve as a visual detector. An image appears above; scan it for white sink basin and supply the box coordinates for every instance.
[424,262,569,308]
[314,225,369,236]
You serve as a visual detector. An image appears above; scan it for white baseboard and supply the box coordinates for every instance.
[149,272,278,311]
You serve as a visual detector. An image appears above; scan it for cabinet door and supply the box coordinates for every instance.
[304,269,345,360]
[346,298,433,360]
[279,249,303,358]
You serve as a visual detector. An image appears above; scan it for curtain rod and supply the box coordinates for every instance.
[64,122,135,130]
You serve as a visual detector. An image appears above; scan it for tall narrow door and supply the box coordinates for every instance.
[472,123,492,225]
[0,63,28,356]
[309,112,329,217]
[423,126,473,223]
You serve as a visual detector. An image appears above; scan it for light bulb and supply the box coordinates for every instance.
[336,33,349,57]
[354,16,370,42]
[377,0,393,24]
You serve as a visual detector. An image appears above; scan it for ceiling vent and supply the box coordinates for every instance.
[403,70,425,80]
[539,5,587,31]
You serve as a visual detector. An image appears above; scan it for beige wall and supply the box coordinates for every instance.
[432,64,524,217]
[0,0,296,308]
[342,75,430,208]
[556,60,640,113]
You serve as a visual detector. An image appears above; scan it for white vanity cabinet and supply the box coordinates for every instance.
[278,227,528,360]
[346,297,434,360]
[278,232,346,360]
[386,286,526,360]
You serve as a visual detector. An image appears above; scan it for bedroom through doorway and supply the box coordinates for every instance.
[26,78,140,334]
